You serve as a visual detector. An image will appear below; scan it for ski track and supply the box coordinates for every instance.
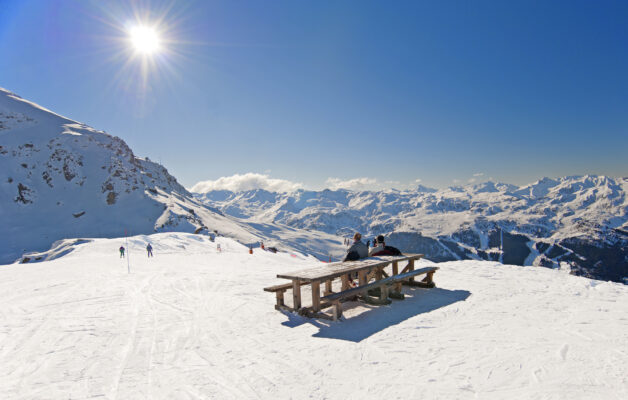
[0,234,627,399]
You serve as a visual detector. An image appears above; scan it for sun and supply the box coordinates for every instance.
[129,26,160,54]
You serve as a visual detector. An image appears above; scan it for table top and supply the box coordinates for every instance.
[276,254,424,282]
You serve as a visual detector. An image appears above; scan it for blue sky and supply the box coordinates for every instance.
[1,0,627,190]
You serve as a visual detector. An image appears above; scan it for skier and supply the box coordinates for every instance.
[146,243,153,257]
[119,246,125,258]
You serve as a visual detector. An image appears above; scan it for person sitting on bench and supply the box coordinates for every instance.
[369,235,403,256]
[343,232,368,261]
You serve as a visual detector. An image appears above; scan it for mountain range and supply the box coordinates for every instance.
[1,87,626,283]
[193,176,628,283]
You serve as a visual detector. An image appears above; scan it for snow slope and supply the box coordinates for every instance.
[0,87,312,264]
[1,232,626,399]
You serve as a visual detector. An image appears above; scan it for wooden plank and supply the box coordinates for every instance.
[277,260,385,282]
[392,260,399,276]
[390,267,436,283]
[292,279,301,310]
[322,267,438,302]
[311,281,321,312]
[277,255,424,282]
[264,280,309,292]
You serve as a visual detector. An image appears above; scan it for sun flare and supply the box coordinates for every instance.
[129,26,160,54]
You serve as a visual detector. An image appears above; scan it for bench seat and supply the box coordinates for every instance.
[322,266,438,320]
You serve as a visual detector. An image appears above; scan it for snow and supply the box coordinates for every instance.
[1,232,626,399]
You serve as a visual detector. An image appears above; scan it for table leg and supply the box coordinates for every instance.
[392,261,402,296]
[292,279,301,310]
[407,259,416,283]
[358,270,367,286]
[311,281,321,312]
[324,279,332,295]
[341,275,350,291]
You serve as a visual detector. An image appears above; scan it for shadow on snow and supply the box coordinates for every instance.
[281,287,471,342]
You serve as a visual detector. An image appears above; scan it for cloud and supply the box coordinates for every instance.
[190,173,303,193]
[325,177,379,191]
[473,172,484,177]
[414,178,422,183]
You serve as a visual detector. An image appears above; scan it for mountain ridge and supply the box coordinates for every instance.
[0,87,266,264]
[193,175,628,283]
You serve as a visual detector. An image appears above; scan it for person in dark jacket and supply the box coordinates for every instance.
[343,232,368,261]
[119,246,125,258]
[369,235,402,256]
[146,243,153,257]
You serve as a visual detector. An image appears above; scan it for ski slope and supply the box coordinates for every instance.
[1,233,627,399]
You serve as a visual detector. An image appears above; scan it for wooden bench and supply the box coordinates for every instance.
[264,254,437,320]
[322,266,438,320]
[263,281,310,312]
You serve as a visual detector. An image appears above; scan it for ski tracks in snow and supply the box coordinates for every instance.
[1,240,627,399]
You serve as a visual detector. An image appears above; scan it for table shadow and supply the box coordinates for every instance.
[281,287,471,342]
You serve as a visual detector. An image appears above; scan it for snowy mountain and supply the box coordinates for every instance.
[0,87,269,264]
[1,232,627,398]
[0,88,351,264]
[193,176,628,283]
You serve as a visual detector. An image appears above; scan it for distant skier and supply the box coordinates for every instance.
[146,243,153,257]
[119,246,125,258]
[217,243,221,252]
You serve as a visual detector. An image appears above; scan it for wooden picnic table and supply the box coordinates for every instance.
[265,254,437,320]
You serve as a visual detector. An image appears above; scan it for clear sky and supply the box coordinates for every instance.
[1,0,627,190]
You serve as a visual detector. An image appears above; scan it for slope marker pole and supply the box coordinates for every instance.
[125,229,131,274]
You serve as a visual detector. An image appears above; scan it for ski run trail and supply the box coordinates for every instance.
[1,232,627,400]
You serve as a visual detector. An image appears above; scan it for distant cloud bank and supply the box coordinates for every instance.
[190,173,303,193]
[190,173,426,193]
[325,177,380,190]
